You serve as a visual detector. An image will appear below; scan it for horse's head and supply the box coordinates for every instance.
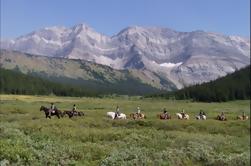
[40,106,45,111]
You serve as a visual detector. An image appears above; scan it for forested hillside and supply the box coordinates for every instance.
[147,66,250,102]
[0,68,161,96]
[0,68,99,96]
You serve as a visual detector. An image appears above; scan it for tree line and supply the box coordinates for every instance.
[147,66,250,102]
[0,68,99,97]
[0,68,161,96]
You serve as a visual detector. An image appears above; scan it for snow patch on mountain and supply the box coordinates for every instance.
[160,62,183,68]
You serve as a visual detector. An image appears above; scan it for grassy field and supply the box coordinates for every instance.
[0,95,250,166]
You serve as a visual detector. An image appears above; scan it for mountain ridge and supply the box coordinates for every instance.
[1,23,250,89]
[0,49,177,94]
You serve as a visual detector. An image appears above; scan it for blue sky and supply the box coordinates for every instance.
[1,0,250,39]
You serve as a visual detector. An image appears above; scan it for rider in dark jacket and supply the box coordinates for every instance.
[181,109,185,118]
[115,106,120,119]
[199,110,203,117]
[163,108,168,119]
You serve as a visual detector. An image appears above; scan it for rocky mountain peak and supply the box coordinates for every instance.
[1,23,250,89]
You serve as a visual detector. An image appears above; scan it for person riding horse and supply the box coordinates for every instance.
[163,108,168,119]
[72,104,77,115]
[49,103,56,117]
[136,106,141,118]
[199,110,206,118]
[220,112,225,118]
[242,111,246,119]
[114,106,120,119]
[181,109,186,118]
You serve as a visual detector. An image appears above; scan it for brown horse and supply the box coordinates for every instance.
[158,113,171,120]
[40,106,62,119]
[63,110,85,118]
[129,113,146,120]
[216,115,227,121]
[237,115,249,120]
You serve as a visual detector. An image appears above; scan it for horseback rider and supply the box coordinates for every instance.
[181,109,185,118]
[220,112,225,119]
[72,104,77,115]
[115,106,120,119]
[49,103,56,116]
[163,108,168,119]
[199,110,204,118]
[136,106,141,118]
[242,111,246,119]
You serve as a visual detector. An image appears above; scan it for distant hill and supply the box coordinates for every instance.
[0,67,165,96]
[147,66,250,102]
[0,50,177,95]
[0,49,176,91]
[0,68,99,96]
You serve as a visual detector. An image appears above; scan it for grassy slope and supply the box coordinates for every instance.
[0,95,250,165]
[0,49,176,91]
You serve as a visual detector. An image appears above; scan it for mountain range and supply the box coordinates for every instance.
[1,23,250,90]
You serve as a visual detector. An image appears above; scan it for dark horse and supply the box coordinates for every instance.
[63,110,84,118]
[40,106,62,119]
[216,115,227,121]
[158,113,171,120]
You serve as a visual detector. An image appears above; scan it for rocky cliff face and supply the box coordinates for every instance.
[1,23,250,89]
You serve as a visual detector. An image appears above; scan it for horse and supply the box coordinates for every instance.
[158,113,171,120]
[129,113,146,120]
[237,115,249,120]
[195,115,206,120]
[216,115,227,121]
[63,110,85,118]
[107,112,126,120]
[40,106,62,119]
[176,113,189,120]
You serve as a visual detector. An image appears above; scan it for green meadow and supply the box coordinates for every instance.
[0,95,250,165]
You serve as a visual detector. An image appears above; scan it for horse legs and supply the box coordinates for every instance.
[46,113,51,119]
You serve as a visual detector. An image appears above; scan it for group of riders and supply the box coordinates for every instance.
[47,103,247,120]
[114,106,206,119]
[49,103,77,116]
[114,105,142,119]
[162,108,206,119]
[114,106,247,120]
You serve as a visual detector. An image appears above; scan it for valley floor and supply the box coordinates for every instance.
[0,95,250,165]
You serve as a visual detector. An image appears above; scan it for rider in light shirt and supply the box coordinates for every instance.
[49,103,55,116]
[136,106,141,117]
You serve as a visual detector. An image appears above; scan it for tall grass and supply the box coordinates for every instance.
[0,95,250,165]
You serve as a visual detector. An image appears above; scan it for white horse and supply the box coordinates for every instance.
[195,115,207,120]
[176,113,189,120]
[107,112,126,120]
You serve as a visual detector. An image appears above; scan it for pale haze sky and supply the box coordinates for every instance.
[1,0,250,39]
